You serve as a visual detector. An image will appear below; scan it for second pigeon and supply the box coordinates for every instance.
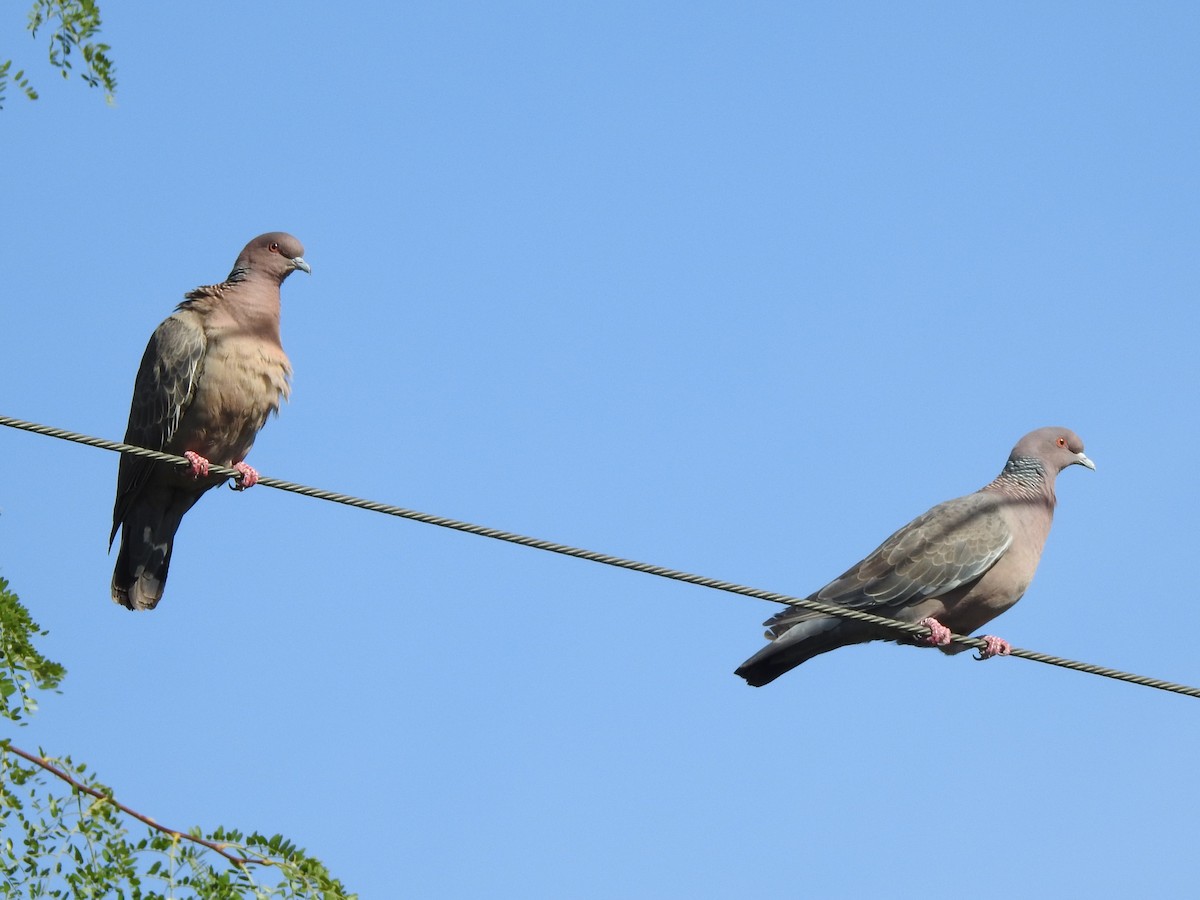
[735,427,1094,686]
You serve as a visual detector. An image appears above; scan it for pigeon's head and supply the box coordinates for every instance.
[1012,427,1095,474]
[230,232,311,283]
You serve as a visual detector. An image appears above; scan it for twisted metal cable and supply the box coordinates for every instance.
[3,412,1197,699]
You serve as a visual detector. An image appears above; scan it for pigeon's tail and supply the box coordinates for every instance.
[110,488,203,611]
[734,615,875,686]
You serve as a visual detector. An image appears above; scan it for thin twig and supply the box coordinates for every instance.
[1,741,269,869]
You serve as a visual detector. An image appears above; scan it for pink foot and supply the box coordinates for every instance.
[231,461,258,491]
[975,635,1011,660]
[919,617,952,647]
[183,451,211,478]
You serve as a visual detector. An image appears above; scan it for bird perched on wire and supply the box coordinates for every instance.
[109,232,310,610]
[735,427,1094,686]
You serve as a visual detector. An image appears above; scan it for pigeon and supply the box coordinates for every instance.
[734,427,1094,686]
[109,232,310,610]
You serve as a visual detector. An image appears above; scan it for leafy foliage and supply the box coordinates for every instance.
[0,577,65,722]
[0,578,354,897]
[0,61,39,105]
[1,0,116,109]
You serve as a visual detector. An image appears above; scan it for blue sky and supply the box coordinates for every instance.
[2,3,1199,896]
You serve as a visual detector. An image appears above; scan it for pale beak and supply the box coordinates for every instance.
[291,256,312,274]
[1076,452,1096,471]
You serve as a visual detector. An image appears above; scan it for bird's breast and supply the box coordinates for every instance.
[175,334,292,466]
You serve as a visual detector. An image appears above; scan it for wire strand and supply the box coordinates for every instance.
[3,412,1197,699]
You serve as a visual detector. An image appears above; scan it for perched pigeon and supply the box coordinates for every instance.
[735,427,1094,686]
[109,233,310,610]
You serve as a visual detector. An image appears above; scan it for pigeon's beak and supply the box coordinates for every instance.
[291,256,312,274]
[1075,452,1096,471]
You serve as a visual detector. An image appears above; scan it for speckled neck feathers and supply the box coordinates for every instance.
[985,455,1055,505]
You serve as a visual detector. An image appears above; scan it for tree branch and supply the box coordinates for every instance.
[2,741,269,870]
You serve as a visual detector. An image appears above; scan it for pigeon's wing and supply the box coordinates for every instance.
[109,311,206,546]
[764,493,1013,637]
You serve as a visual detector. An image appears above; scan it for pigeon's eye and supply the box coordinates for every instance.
[268,242,280,253]
[1056,437,1067,448]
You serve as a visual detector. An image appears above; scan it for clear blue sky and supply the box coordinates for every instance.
[2,3,1199,896]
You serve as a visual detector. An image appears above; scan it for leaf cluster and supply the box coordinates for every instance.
[0,578,354,898]
[1,0,116,109]
[0,576,65,723]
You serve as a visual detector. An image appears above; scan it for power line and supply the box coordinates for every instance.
[3,412,1196,700]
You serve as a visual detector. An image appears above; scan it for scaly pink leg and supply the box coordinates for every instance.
[231,461,259,491]
[919,617,952,647]
[183,451,211,478]
[974,635,1011,660]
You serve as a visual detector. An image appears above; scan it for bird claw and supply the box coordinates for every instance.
[183,451,211,478]
[973,635,1011,661]
[919,617,953,646]
[228,469,252,491]
[229,461,258,491]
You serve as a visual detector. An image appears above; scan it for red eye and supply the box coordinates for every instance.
[1056,437,1067,448]
[269,242,280,252]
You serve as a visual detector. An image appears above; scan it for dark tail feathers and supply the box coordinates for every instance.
[734,616,877,686]
[111,487,203,610]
